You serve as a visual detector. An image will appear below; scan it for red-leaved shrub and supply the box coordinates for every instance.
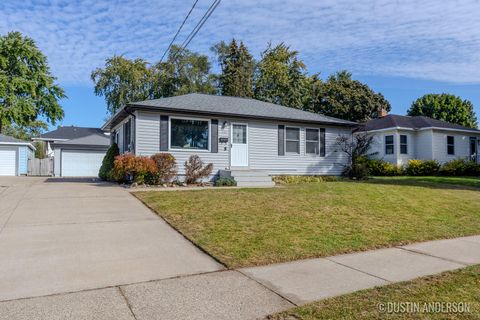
[113,154,157,184]
[150,153,177,184]
[184,155,213,184]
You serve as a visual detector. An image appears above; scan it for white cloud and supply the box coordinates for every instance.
[1,0,479,84]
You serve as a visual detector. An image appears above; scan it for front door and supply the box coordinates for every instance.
[230,123,248,167]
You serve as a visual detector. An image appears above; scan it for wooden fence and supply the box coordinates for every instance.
[28,157,54,176]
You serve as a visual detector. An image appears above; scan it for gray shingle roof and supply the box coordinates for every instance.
[363,114,480,132]
[130,93,355,126]
[0,134,30,144]
[38,126,106,140]
[52,134,110,147]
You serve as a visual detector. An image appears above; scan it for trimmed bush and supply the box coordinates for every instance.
[184,155,213,184]
[151,153,177,184]
[403,159,440,176]
[272,175,338,184]
[113,154,157,184]
[99,143,119,181]
[215,177,237,187]
[439,159,480,176]
[366,159,401,176]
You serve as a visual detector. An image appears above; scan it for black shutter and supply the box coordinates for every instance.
[160,115,169,151]
[211,119,218,153]
[320,128,326,157]
[278,125,285,156]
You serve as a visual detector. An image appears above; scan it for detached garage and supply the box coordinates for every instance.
[53,134,110,177]
[0,134,35,176]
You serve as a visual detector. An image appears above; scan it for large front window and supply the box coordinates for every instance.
[170,118,209,150]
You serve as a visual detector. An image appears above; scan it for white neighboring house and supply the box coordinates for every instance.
[0,134,35,176]
[363,114,480,166]
[34,126,110,177]
[101,93,356,186]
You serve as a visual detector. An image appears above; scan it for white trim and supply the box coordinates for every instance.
[285,126,301,155]
[230,122,249,167]
[168,116,211,152]
[32,137,69,142]
[365,126,480,135]
[305,127,320,156]
[0,142,36,150]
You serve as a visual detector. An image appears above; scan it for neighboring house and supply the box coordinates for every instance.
[363,114,480,165]
[0,134,35,176]
[34,126,110,177]
[101,93,356,185]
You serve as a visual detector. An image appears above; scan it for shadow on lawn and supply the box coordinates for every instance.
[361,177,480,192]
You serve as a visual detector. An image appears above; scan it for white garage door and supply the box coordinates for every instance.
[61,150,106,177]
[0,148,16,176]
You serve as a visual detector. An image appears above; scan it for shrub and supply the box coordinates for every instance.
[342,156,369,180]
[215,177,237,187]
[440,159,480,176]
[113,154,157,184]
[404,159,440,176]
[99,143,119,181]
[272,175,338,184]
[151,153,177,184]
[366,159,401,176]
[184,155,214,184]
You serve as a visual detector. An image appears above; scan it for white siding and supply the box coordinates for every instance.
[415,130,433,160]
[368,129,399,164]
[431,129,480,164]
[134,111,351,176]
[396,130,415,166]
[54,147,61,176]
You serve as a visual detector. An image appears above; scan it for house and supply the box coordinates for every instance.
[101,93,356,185]
[363,114,480,165]
[34,126,110,177]
[0,134,35,176]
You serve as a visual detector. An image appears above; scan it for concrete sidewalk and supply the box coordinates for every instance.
[1,234,478,320]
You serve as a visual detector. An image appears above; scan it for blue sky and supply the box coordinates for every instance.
[1,0,479,129]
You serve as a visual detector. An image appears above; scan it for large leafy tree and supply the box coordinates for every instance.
[91,56,152,116]
[152,45,216,98]
[0,31,65,133]
[3,120,48,140]
[311,71,391,122]
[254,43,311,109]
[407,93,477,128]
[216,39,254,97]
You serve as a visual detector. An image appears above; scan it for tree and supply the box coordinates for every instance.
[99,142,119,181]
[407,93,477,128]
[91,56,152,116]
[311,71,391,122]
[3,120,48,140]
[151,45,216,98]
[336,132,377,179]
[0,31,65,133]
[215,39,254,97]
[254,43,311,108]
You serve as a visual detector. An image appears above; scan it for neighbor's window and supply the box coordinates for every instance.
[400,135,408,154]
[447,136,455,155]
[170,118,209,150]
[306,128,319,154]
[385,135,394,154]
[286,127,300,154]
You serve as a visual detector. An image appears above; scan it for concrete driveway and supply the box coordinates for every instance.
[0,177,223,302]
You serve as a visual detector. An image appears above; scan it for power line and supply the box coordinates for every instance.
[160,0,200,63]
[169,0,221,63]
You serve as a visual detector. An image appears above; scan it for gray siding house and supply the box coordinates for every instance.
[363,114,480,165]
[102,94,355,185]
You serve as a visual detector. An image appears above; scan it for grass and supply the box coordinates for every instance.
[267,265,480,319]
[371,176,480,189]
[135,177,480,268]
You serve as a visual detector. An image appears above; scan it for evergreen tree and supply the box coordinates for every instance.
[217,39,254,97]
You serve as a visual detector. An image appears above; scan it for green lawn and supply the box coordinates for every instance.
[370,176,480,189]
[135,177,480,268]
[267,265,480,319]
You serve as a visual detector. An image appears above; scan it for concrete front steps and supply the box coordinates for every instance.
[219,169,275,187]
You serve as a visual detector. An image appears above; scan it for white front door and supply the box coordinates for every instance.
[230,123,248,167]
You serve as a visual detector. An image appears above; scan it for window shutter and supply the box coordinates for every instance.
[211,119,218,153]
[278,125,285,156]
[319,128,326,157]
[160,115,169,151]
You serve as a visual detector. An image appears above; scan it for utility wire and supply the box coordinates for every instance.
[168,0,221,63]
[160,0,200,63]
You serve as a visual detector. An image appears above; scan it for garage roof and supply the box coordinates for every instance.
[0,134,35,149]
